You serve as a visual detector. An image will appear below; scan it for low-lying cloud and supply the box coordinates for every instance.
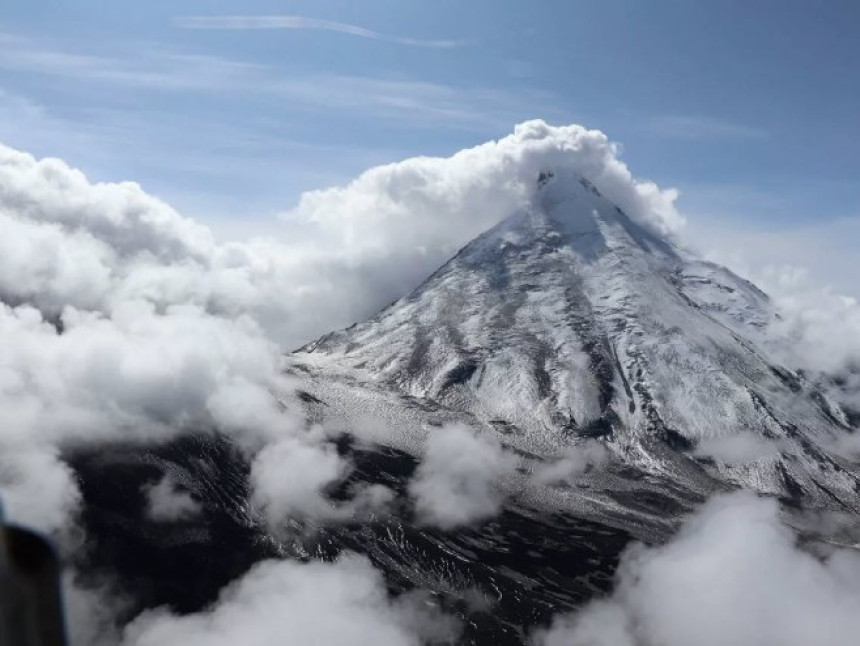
[143,474,202,522]
[249,436,348,527]
[532,441,610,486]
[408,424,519,529]
[0,299,299,533]
[534,492,860,646]
[121,553,459,646]
[685,216,860,405]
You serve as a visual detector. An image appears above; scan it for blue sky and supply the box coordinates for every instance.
[2,0,859,246]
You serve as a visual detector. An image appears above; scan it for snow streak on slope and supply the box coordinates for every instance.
[296,170,860,513]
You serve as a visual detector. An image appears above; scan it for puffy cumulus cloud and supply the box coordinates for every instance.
[291,120,682,243]
[0,301,289,445]
[408,424,519,529]
[532,441,610,486]
[0,143,340,347]
[121,554,459,646]
[250,436,395,530]
[249,437,349,526]
[143,475,202,523]
[0,210,114,312]
[533,492,860,646]
[0,296,380,540]
[0,144,213,262]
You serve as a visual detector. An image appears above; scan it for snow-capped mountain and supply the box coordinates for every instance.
[293,169,860,517]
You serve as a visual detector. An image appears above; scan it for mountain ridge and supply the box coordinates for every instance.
[292,169,860,517]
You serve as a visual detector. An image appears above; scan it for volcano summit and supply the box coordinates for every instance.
[294,168,860,522]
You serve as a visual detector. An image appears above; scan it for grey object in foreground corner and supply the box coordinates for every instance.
[0,504,67,646]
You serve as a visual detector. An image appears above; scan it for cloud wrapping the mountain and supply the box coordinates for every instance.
[1,124,859,646]
[0,122,684,535]
[764,268,860,375]
[283,120,683,325]
[0,122,683,350]
[534,492,860,646]
[686,221,860,399]
[250,435,396,530]
[408,424,519,528]
[0,143,371,536]
[743,267,860,414]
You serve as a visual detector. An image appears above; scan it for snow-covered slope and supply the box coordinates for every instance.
[292,170,860,514]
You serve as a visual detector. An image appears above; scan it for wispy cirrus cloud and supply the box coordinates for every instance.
[174,15,463,49]
[647,114,768,140]
[0,32,261,90]
[0,31,555,225]
[0,33,531,130]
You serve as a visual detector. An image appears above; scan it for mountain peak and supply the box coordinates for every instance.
[503,167,677,265]
[294,173,860,513]
[535,168,598,195]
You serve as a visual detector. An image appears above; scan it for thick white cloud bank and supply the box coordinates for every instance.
[0,299,301,533]
[534,492,860,646]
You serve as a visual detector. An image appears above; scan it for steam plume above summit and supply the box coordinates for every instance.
[0,121,681,350]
